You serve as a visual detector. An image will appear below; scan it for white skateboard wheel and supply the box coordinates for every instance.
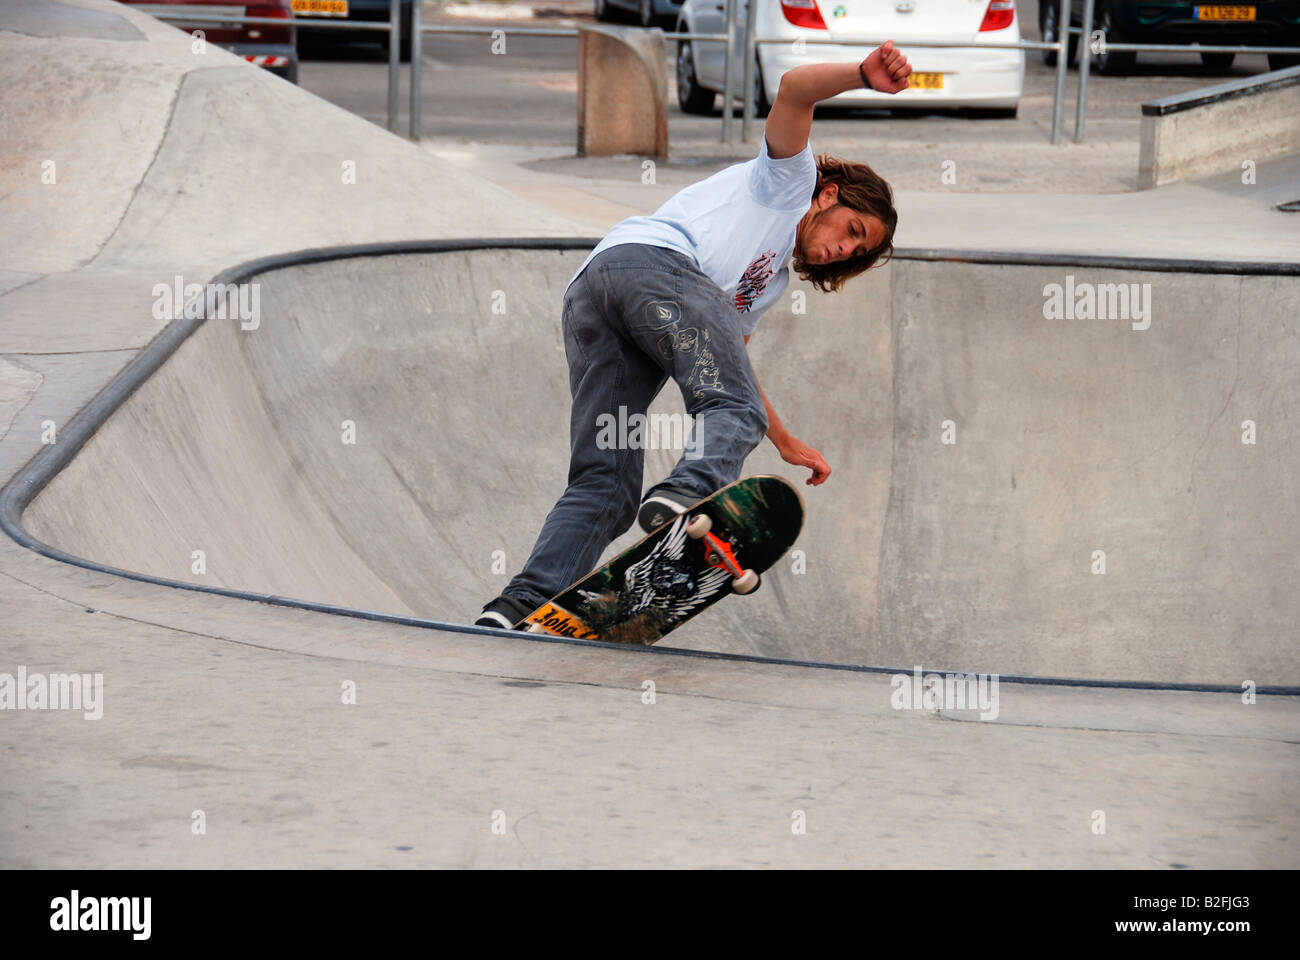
[686,514,712,538]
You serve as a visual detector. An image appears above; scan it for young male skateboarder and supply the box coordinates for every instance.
[476,43,913,630]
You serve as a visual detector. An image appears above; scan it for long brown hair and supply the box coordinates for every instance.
[792,154,897,293]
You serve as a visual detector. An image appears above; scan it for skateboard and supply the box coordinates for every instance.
[521,475,804,644]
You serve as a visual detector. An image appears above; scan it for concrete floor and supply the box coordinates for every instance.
[1,0,1296,868]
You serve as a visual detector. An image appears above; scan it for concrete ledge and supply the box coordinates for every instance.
[577,24,668,158]
[1139,66,1300,189]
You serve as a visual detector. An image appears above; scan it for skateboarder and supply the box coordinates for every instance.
[477,43,912,630]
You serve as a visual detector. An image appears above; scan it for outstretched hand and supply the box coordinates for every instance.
[862,40,912,94]
[779,436,831,486]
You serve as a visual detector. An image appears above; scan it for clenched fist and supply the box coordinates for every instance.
[862,40,913,94]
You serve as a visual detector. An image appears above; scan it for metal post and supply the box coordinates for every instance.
[740,0,757,142]
[1049,0,1069,144]
[1073,0,1095,142]
[387,0,400,133]
[409,0,422,139]
[720,0,735,143]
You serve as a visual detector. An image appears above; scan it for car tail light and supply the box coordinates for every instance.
[979,0,1015,31]
[780,0,828,30]
[245,3,293,40]
[246,3,291,18]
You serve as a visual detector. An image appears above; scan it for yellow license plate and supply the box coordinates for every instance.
[909,72,945,90]
[1195,5,1256,19]
[292,0,348,16]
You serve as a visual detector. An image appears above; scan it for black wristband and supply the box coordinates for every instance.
[858,63,872,90]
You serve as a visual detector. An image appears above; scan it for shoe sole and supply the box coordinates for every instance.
[637,494,694,533]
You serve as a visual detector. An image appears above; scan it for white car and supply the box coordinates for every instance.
[675,0,1024,118]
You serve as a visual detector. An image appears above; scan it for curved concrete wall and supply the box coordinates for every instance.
[22,246,1300,684]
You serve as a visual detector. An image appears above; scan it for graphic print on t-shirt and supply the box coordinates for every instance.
[734,250,778,313]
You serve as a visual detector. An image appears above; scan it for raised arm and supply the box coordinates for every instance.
[764,42,913,160]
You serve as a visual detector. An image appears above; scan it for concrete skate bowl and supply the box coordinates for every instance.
[5,239,1299,687]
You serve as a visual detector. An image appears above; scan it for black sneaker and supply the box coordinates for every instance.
[474,594,534,630]
[637,485,702,534]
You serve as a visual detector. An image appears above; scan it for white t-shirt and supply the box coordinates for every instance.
[567,138,817,336]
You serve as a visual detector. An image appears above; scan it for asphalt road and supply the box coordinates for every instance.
[297,3,1278,192]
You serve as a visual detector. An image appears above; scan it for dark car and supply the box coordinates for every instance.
[595,0,685,28]
[125,0,299,83]
[1039,0,1300,73]
[294,0,416,62]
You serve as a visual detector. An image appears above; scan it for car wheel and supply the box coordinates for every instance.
[638,0,654,27]
[1200,52,1235,69]
[1268,53,1300,71]
[1094,3,1136,74]
[594,0,609,20]
[1040,1,1078,68]
[677,40,716,114]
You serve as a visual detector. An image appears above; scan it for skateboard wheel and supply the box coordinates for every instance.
[732,570,760,594]
[686,514,712,538]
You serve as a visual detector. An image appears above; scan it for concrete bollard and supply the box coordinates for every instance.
[577,24,668,158]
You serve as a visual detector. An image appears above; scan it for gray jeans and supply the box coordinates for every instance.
[505,243,769,608]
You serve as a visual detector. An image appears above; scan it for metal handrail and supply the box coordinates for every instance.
[148,3,404,132]
[143,7,1300,149]
[425,25,727,39]
[149,12,386,29]
[1070,34,1300,53]
[421,23,1069,141]
[1064,10,1300,143]
[721,0,736,143]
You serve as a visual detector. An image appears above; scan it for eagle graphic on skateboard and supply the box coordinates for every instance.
[521,475,803,645]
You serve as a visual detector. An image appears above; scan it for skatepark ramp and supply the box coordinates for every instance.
[7,0,1298,874]
[11,240,1298,686]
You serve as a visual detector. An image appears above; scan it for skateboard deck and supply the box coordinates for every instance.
[521,475,803,644]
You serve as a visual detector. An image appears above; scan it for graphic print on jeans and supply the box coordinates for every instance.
[734,250,778,313]
[644,298,724,404]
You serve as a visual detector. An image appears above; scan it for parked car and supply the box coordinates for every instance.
[125,0,299,83]
[596,0,685,28]
[1039,1,1300,74]
[295,0,416,62]
[675,0,1024,117]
